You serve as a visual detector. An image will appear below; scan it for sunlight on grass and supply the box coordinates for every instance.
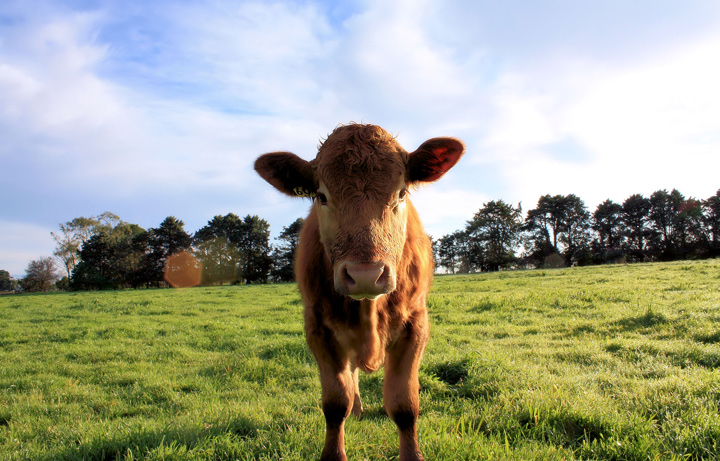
[1,260,719,459]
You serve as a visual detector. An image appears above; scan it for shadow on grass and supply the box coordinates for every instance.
[696,330,720,344]
[357,405,391,422]
[422,358,502,401]
[259,341,314,365]
[427,359,470,386]
[614,309,668,331]
[54,415,258,461]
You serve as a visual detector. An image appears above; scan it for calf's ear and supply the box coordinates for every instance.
[407,137,465,183]
[254,152,316,198]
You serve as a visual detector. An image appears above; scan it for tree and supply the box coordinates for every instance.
[51,212,121,279]
[525,195,564,254]
[647,189,684,260]
[52,219,90,279]
[194,214,273,284]
[109,223,148,288]
[194,214,245,285]
[71,233,112,290]
[237,215,273,283]
[523,194,591,267]
[648,190,673,258]
[271,218,304,282]
[648,189,704,260]
[436,231,465,274]
[465,200,522,271]
[592,199,624,263]
[138,217,193,287]
[70,222,147,290]
[557,194,592,266]
[524,195,565,267]
[20,257,59,292]
[621,194,651,262]
[194,235,241,285]
[0,270,19,292]
[703,189,720,257]
[672,194,704,259]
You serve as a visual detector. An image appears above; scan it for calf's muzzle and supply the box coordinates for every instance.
[335,260,395,300]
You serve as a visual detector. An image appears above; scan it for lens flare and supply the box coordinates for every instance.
[164,251,202,288]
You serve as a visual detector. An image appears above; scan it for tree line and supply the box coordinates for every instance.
[434,188,720,273]
[4,187,718,292]
[4,212,305,292]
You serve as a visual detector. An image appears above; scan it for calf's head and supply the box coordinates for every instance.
[255,124,463,300]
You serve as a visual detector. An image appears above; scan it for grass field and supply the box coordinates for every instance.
[1,259,719,460]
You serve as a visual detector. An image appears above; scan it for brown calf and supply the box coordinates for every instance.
[254,124,464,461]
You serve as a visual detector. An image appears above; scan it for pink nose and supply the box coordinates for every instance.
[335,261,393,299]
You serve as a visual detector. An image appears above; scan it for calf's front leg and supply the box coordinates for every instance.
[383,316,429,461]
[308,332,354,461]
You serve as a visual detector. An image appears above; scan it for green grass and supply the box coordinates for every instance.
[1,259,719,460]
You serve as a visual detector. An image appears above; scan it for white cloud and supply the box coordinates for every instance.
[474,32,720,210]
[0,221,56,278]
[411,187,491,238]
[329,0,472,125]
[158,0,336,117]
[566,36,720,153]
[483,80,559,157]
[564,34,720,204]
[2,0,720,274]
[0,12,119,132]
[0,12,146,182]
[0,4,329,202]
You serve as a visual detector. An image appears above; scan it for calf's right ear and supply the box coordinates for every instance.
[254,152,316,198]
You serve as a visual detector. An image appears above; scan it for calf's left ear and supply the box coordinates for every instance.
[254,152,316,198]
[407,137,465,183]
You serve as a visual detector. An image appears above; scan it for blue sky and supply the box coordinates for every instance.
[2,0,720,277]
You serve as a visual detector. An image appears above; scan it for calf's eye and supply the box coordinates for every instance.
[316,192,328,206]
[398,188,408,201]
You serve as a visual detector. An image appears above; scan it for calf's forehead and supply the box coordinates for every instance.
[314,124,407,198]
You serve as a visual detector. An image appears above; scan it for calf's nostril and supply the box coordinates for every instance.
[343,266,356,288]
[377,265,390,286]
[345,263,387,289]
